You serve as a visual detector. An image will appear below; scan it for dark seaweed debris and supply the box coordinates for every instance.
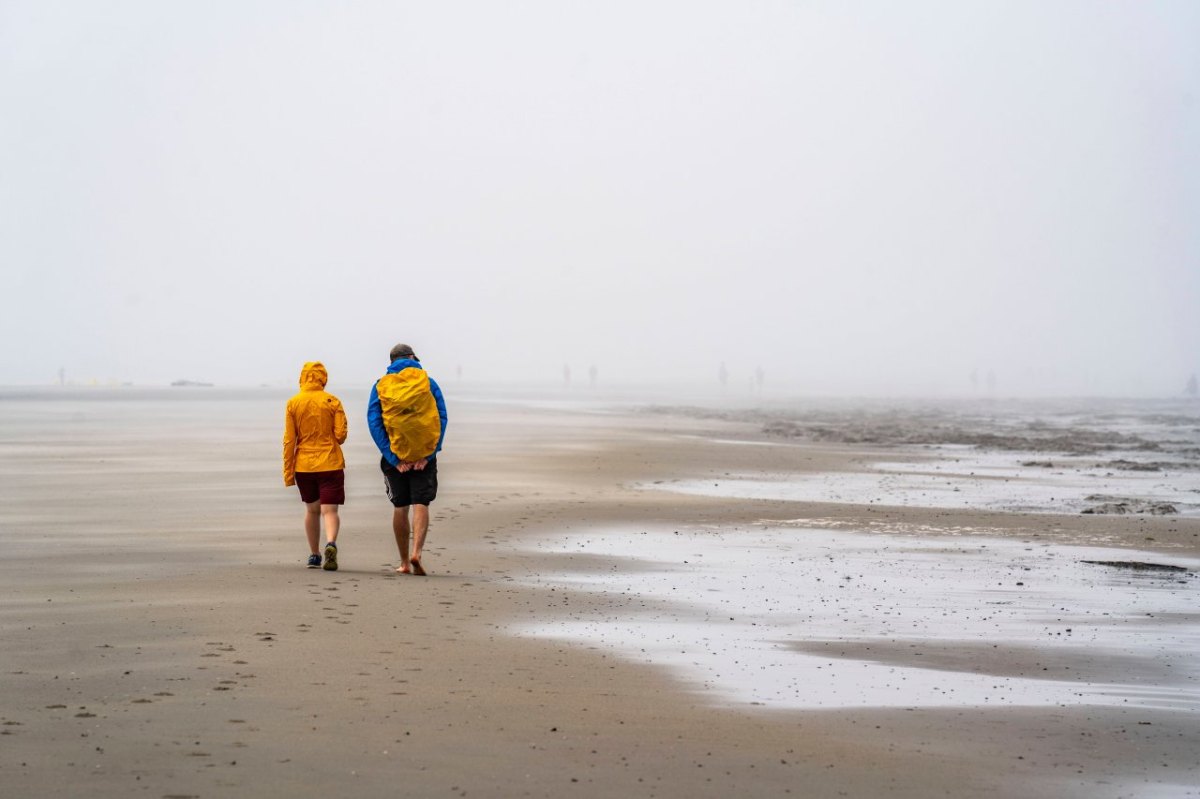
[1080,497,1178,515]
[646,401,1200,457]
[760,419,1163,454]
[1080,560,1189,573]
[1102,459,1163,472]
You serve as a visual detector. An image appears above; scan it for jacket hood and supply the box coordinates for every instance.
[299,361,329,390]
[386,358,423,374]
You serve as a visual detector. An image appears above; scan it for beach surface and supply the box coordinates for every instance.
[1,388,1198,798]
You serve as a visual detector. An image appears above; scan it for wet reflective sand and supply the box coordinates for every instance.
[517,526,1200,710]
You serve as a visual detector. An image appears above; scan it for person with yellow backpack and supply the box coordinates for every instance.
[367,343,448,575]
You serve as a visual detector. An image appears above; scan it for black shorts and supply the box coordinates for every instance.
[381,456,438,507]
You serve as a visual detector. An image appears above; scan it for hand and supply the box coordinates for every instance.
[397,461,413,473]
[413,458,428,471]
[284,477,295,487]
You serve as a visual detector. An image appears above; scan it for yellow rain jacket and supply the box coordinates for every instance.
[282,362,348,486]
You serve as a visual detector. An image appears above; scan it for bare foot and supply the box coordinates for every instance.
[395,563,411,574]
[410,556,427,576]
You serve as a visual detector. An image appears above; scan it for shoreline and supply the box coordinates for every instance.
[2,391,1198,797]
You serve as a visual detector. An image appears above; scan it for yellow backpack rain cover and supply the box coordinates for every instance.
[376,367,442,462]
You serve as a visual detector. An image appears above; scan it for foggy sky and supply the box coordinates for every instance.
[3,1,1198,395]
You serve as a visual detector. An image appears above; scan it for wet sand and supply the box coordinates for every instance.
[1,388,1198,798]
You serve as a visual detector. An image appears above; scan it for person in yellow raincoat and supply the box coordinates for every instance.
[367,343,447,575]
[283,362,348,570]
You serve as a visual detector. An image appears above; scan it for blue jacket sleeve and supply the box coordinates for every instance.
[367,381,399,466]
[429,378,448,453]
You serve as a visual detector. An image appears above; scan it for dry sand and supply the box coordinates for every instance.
[1,388,1197,798]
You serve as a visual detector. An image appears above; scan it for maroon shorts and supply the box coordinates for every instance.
[295,470,345,505]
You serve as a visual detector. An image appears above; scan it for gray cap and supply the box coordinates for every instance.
[389,343,417,362]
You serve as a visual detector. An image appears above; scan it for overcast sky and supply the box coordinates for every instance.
[2,1,1197,395]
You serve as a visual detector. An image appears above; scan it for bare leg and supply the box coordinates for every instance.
[321,505,340,544]
[392,506,411,572]
[411,504,430,566]
[304,501,321,554]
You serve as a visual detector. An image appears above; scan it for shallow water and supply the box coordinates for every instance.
[648,397,1200,516]
[642,446,1200,516]
[516,526,1200,710]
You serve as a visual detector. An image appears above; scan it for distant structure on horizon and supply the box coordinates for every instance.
[171,379,214,387]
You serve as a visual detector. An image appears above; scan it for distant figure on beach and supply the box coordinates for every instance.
[368,344,448,576]
[563,363,572,387]
[718,362,728,389]
[755,366,765,392]
[589,364,598,388]
[1187,373,1198,397]
[282,362,348,571]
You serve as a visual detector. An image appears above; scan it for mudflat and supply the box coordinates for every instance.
[1,388,1197,798]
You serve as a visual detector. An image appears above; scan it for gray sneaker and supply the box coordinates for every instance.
[323,543,338,571]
